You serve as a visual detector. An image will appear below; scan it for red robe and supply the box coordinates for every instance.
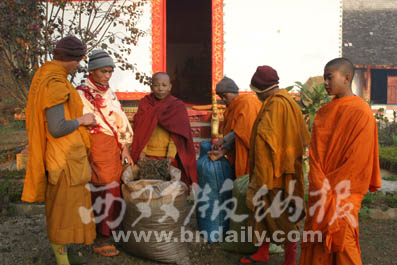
[131,94,197,187]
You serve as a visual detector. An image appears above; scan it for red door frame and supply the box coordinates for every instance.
[151,0,224,92]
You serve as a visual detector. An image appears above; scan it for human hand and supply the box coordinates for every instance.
[121,146,133,166]
[207,149,227,161]
[211,138,224,150]
[77,113,96,126]
[138,152,146,162]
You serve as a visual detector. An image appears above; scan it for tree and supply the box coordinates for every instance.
[0,0,150,108]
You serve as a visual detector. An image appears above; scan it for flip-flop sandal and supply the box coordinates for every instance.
[238,256,269,265]
[93,245,120,257]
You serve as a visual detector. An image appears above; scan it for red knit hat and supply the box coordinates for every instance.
[250,65,279,92]
[53,35,86,62]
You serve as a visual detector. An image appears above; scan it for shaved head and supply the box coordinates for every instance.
[325,58,355,82]
[152,72,170,83]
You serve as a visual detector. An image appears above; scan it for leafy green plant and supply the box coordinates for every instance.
[361,191,397,209]
[383,175,397,181]
[359,206,370,218]
[287,81,331,131]
[379,146,397,173]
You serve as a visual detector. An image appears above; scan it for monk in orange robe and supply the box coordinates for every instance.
[239,66,310,265]
[299,58,381,265]
[22,36,97,265]
[209,77,262,178]
[77,50,133,257]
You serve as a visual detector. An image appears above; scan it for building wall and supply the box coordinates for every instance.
[64,0,343,94]
[343,0,397,65]
[58,0,153,93]
[223,0,342,91]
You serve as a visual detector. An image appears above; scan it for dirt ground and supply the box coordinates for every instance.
[0,213,396,265]
[0,125,396,265]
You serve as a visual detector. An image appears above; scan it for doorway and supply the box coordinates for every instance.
[166,0,212,105]
[370,69,397,104]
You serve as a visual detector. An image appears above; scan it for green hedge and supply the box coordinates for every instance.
[379,146,397,173]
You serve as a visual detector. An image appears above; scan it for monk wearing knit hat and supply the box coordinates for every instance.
[238,66,310,265]
[208,76,262,179]
[22,35,97,265]
[77,50,133,257]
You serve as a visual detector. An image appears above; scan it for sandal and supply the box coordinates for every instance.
[93,245,120,257]
[238,256,269,265]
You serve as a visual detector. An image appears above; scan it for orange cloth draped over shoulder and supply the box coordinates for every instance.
[21,61,95,245]
[300,96,381,265]
[246,89,310,244]
[223,94,262,178]
[248,89,310,190]
[22,61,91,202]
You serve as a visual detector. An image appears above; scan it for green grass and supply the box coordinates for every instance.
[379,146,397,173]
[383,175,397,181]
[362,191,397,209]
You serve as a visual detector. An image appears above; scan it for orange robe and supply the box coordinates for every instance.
[223,94,262,178]
[300,96,381,265]
[22,61,95,244]
[246,89,310,244]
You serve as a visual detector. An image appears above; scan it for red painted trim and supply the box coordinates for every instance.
[116,92,149,100]
[212,0,224,92]
[151,0,166,73]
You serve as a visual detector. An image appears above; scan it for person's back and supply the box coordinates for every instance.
[300,58,381,265]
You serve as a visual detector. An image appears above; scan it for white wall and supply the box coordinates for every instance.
[110,1,152,93]
[223,0,342,91]
[57,0,152,93]
[352,69,364,97]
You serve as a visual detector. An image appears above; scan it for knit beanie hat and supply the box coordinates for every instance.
[53,35,86,62]
[88,50,115,71]
[216,76,239,95]
[250,65,279,93]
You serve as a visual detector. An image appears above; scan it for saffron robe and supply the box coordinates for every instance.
[246,89,310,244]
[130,94,197,187]
[22,61,95,244]
[223,94,262,178]
[300,96,381,265]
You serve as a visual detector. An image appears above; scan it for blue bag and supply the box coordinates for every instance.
[196,141,235,243]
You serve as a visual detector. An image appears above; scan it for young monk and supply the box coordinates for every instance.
[22,36,96,265]
[209,76,262,178]
[240,66,310,265]
[130,72,197,188]
[299,58,381,265]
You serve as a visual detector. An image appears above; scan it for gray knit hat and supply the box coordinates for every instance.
[216,76,239,95]
[88,49,115,71]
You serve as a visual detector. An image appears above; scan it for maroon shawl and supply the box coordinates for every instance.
[130,94,197,187]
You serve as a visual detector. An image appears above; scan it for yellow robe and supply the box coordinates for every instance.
[143,125,177,158]
[246,89,310,244]
[22,61,95,244]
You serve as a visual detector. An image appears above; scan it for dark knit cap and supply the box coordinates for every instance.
[216,76,239,94]
[88,50,115,71]
[250,65,279,91]
[53,35,86,62]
